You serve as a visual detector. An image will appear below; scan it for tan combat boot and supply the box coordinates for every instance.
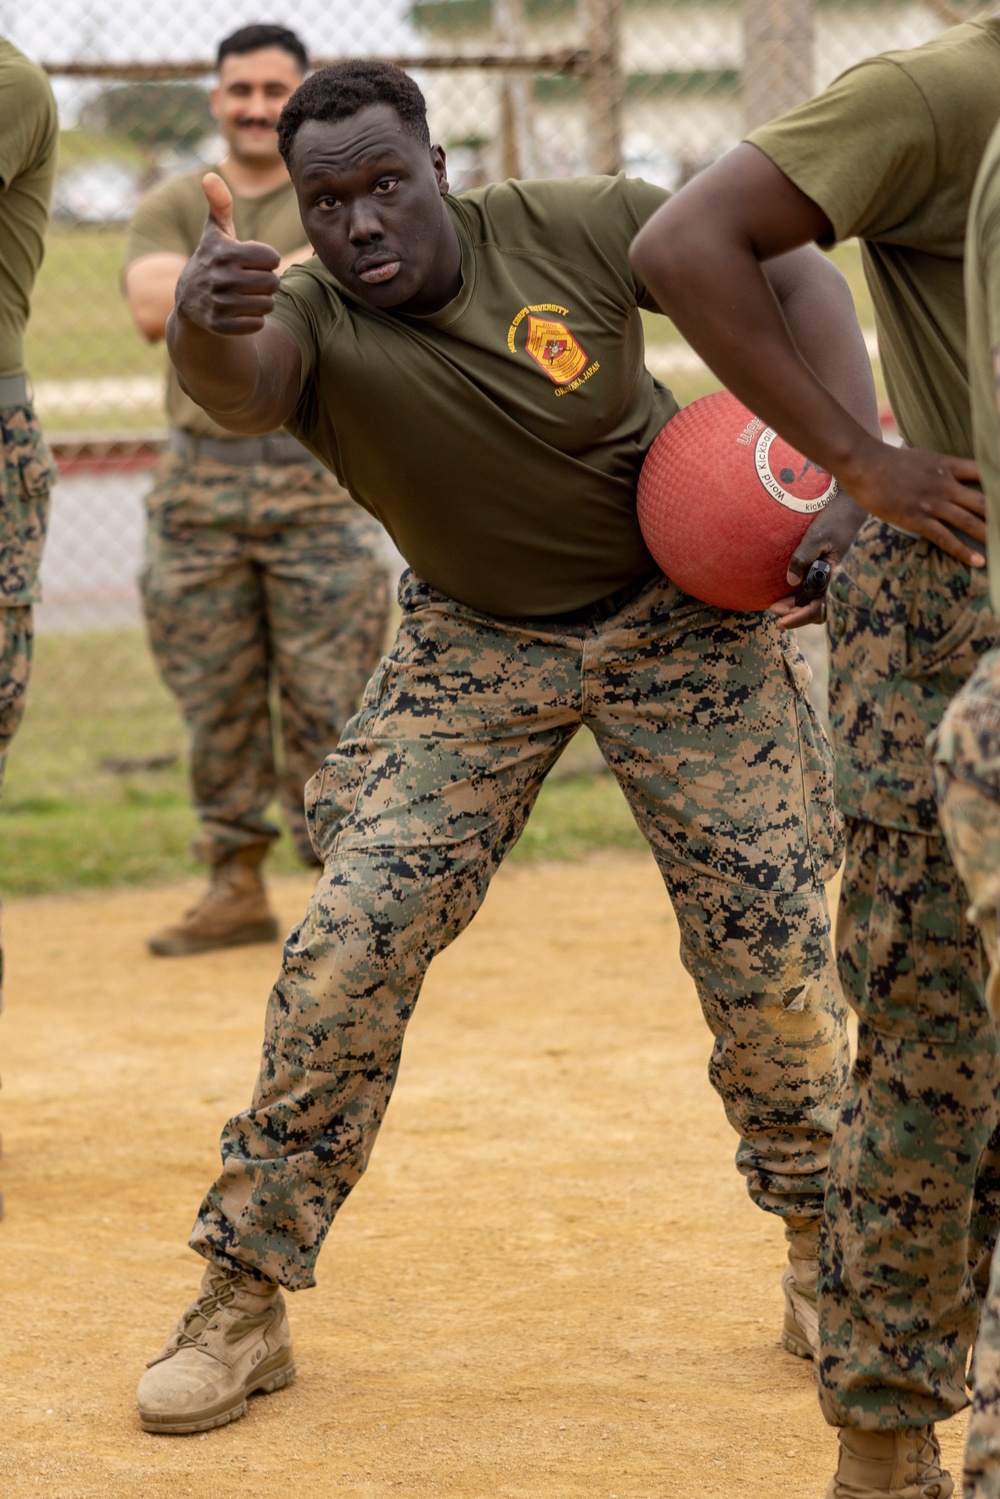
[826,1428,954,1499]
[782,1220,820,1360]
[147,846,279,957]
[137,1263,295,1433]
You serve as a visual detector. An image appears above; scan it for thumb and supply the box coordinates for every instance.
[202,172,235,238]
[785,545,810,586]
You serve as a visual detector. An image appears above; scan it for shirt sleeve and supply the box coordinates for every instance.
[747,58,937,245]
[617,176,671,310]
[125,179,201,265]
[0,68,57,192]
[979,167,1000,435]
[269,263,342,400]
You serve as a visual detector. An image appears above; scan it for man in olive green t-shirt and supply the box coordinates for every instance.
[934,118,1000,1499]
[124,23,388,959]
[630,16,1000,1499]
[130,59,888,1439]
[0,37,57,1191]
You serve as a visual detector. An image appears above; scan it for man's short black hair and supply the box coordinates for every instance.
[216,23,309,74]
[277,60,431,164]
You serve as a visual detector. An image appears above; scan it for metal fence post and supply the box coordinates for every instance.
[741,0,815,131]
[494,0,540,178]
[580,0,624,176]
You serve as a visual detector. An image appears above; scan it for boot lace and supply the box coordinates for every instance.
[173,1269,243,1350]
[906,1430,950,1497]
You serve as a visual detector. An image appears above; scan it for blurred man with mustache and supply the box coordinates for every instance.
[124,24,388,958]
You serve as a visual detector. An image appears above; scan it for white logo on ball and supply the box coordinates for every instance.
[754,429,839,513]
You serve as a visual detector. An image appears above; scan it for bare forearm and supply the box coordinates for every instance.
[124,254,187,342]
[166,311,290,433]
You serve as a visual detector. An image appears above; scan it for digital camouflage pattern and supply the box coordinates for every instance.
[0,402,51,1016]
[819,815,1000,1429]
[966,1248,1000,1499]
[819,519,1000,1431]
[0,404,54,605]
[0,603,33,1009]
[827,517,998,835]
[141,453,390,866]
[0,604,32,799]
[189,569,850,1288]
[933,647,1000,1499]
[934,643,1000,1019]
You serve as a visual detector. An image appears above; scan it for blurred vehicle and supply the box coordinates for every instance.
[52,160,143,224]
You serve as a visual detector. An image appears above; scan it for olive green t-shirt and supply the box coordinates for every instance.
[271,174,675,616]
[748,16,1000,458]
[967,119,1000,611]
[125,168,307,438]
[0,39,58,379]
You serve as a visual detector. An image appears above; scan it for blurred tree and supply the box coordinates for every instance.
[81,82,213,153]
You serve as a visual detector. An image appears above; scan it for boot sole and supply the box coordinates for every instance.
[148,919,280,958]
[781,1319,816,1361]
[139,1349,296,1434]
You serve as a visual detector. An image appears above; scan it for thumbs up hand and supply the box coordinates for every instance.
[173,173,283,336]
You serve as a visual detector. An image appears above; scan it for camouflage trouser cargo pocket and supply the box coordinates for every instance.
[0,404,54,607]
[934,643,1000,1024]
[0,604,33,797]
[305,658,397,862]
[191,570,848,1290]
[777,631,843,883]
[836,819,979,1044]
[828,518,997,834]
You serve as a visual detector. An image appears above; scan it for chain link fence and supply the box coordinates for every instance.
[0,0,981,884]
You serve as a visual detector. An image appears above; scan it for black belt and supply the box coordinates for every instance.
[170,429,314,465]
[523,572,656,627]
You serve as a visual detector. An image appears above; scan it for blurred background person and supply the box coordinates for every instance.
[123,23,389,958]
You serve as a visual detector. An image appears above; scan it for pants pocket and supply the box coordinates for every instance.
[304,658,394,860]
[838,820,974,1043]
[779,635,843,883]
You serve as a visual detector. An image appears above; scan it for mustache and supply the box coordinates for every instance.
[234,117,276,130]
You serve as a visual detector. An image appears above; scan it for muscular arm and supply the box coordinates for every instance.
[630,143,985,566]
[164,173,302,434]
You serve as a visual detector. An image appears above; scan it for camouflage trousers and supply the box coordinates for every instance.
[933,644,1000,1498]
[0,605,33,1008]
[0,399,52,1017]
[190,568,850,1289]
[819,519,1000,1431]
[141,451,390,866]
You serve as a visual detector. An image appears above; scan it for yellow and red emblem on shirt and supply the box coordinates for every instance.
[524,316,589,385]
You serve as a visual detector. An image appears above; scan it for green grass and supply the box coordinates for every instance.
[0,631,645,898]
[27,226,162,384]
[26,223,166,434]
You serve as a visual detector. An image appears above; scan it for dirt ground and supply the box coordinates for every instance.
[0,854,968,1498]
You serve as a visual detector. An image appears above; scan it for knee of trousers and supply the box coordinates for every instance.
[674,879,849,1130]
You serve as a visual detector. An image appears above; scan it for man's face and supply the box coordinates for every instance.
[212,47,304,167]
[289,104,458,315]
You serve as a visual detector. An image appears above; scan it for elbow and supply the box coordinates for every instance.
[629,210,702,314]
[129,302,167,344]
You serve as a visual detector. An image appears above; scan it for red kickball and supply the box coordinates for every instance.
[637,389,838,612]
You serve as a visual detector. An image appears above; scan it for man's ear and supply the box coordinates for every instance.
[431,144,450,196]
[209,84,222,124]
